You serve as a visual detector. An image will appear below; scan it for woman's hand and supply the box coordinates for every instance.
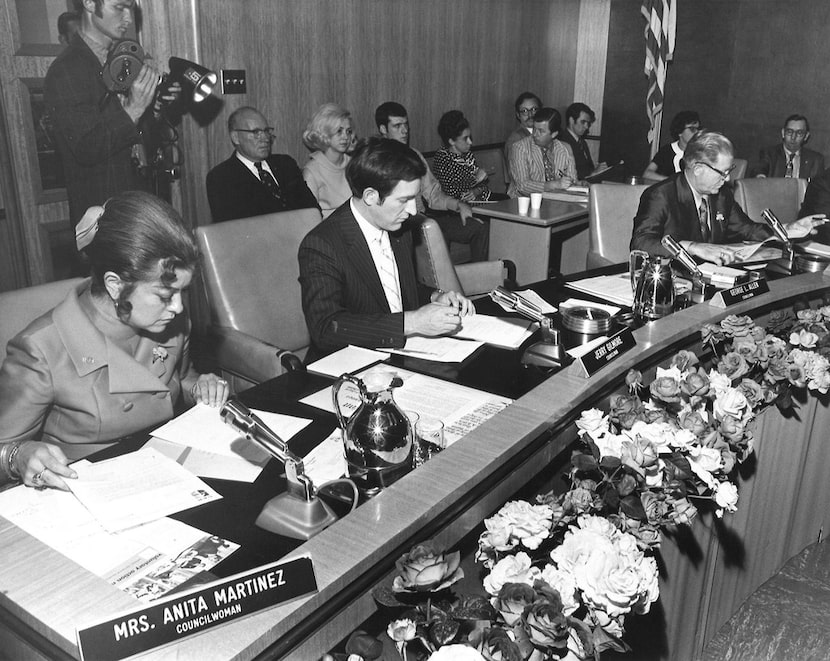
[191,373,231,408]
[15,441,76,491]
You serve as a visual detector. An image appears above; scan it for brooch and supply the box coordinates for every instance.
[715,212,725,224]
[152,346,168,364]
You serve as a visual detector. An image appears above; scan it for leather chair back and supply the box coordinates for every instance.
[587,183,650,268]
[0,278,85,355]
[196,208,321,372]
[731,158,748,181]
[733,177,808,224]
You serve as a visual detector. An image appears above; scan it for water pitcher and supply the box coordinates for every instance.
[630,250,675,322]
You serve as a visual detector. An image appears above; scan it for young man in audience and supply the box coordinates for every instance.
[631,131,826,263]
[375,102,489,262]
[558,102,606,180]
[298,137,474,359]
[749,114,825,180]
[206,106,319,222]
[507,107,577,197]
[504,92,542,162]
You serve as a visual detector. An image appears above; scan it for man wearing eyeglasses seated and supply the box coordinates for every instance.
[206,106,319,223]
[749,114,824,180]
[631,132,827,265]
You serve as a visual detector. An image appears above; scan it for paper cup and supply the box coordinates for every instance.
[517,197,530,214]
[530,192,542,209]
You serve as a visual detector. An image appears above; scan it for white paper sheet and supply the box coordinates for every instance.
[302,429,348,485]
[144,437,267,483]
[67,448,222,532]
[560,297,623,316]
[565,272,633,307]
[379,336,484,362]
[300,366,512,446]
[306,345,389,377]
[515,290,558,314]
[453,316,534,349]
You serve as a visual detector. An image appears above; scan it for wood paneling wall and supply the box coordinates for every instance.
[183,0,580,226]
[603,0,830,179]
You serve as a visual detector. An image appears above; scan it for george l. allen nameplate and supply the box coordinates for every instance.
[708,278,770,308]
[77,555,317,661]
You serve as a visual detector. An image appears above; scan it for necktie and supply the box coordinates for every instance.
[698,200,710,242]
[375,235,402,313]
[580,139,593,169]
[785,154,794,178]
[541,147,556,181]
[255,162,285,204]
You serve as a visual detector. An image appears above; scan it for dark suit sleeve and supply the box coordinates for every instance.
[810,153,826,181]
[298,233,406,355]
[800,169,830,216]
[748,147,773,178]
[44,56,140,167]
[273,155,321,212]
[206,164,236,223]
[630,185,672,255]
[723,197,771,243]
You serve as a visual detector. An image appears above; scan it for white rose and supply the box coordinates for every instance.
[714,481,739,517]
[688,445,723,489]
[708,369,732,397]
[499,500,554,550]
[631,421,675,454]
[594,432,625,460]
[655,365,683,381]
[539,564,581,615]
[713,388,749,421]
[428,644,486,661]
[576,408,610,440]
[482,552,540,596]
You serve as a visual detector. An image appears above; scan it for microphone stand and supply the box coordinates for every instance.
[490,287,572,368]
[762,208,795,274]
[220,399,337,539]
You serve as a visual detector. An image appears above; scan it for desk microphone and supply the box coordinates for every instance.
[490,286,545,323]
[220,399,338,539]
[661,235,702,280]
[761,209,791,245]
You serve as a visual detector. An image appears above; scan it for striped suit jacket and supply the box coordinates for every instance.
[298,201,430,358]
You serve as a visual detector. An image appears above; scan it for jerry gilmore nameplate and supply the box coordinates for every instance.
[77,555,317,661]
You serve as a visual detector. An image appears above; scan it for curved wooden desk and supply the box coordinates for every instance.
[3,272,830,661]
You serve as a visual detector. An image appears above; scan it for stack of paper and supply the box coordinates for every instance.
[379,336,484,362]
[566,272,633,307]
[454,316,534,349]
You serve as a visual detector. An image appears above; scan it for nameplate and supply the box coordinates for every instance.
[708,278,769,308]
[570,327,636,378]
[77,555,317,661]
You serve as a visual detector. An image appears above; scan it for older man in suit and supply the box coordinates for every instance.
[749,114,825,180]
[206,106,319,223]
[298,137,474,359]
[631,131,826,264]
[45,0,159,227]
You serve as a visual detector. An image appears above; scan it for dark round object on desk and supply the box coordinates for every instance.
[795,253,830,273]
[561,306,614,348]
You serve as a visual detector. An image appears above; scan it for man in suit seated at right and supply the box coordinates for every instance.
[749,114,824,180]
[631,131,826,264]
[298,137,474,359]
[206,106,319,223]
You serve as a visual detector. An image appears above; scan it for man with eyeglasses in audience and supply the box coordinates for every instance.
[631,131,826,264]
[206,106,318,223]
[749,114,824,180]
[504,92,542,165]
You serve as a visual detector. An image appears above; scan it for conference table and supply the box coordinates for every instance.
[3,267,830,660]
[472,196,590,285]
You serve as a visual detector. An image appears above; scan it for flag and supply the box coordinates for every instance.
[642,0,676,157]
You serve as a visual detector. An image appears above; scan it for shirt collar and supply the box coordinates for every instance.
[351,199,386,245]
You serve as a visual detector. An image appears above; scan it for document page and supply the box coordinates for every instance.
[453,316,534,349]
[566,273,633,307]
[300,366,512,446]
[307,345,390,377]
[379,336,484,362]
[67,448,222,532]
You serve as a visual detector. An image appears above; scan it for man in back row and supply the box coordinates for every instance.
[557,102,605,181]
[206,106,319,222]
[375,102,489,262]
[631,131,826,264]
[298,137,474,359]
[508,107,577,197]
[750,114,824,180]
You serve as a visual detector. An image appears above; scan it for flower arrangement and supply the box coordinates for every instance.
[339,304,830,661]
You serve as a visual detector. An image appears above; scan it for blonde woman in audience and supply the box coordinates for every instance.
[302,103,354,218]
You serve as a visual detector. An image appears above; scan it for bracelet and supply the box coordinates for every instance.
[8,442,22,479]
[0,442,22,482]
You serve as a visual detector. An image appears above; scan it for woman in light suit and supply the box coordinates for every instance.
[0,191,229,490]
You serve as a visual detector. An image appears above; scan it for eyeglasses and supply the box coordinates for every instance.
[783,129,807,138]
[695,161,736,179]
[234,127,274,139]
[518,107,539,116]
[683,124,701,132]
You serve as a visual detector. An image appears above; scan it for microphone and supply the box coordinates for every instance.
[490,286,545,323]
[761,208,791,245]
[220,399,338,539]
[661,235,702,279]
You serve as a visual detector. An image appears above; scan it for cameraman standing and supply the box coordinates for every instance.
[45,0,162,227]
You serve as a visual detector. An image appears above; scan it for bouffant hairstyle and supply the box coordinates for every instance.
[82,191,199,320]
[302,103,352,152]
[669,111,700,140]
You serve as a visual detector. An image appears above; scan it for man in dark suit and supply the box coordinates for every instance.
[749,114,825,180]
[45,0,159,227]
[558,102,606,181]
[206,106,319,222]
[298,138,474,358]
[631,131,826,264]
